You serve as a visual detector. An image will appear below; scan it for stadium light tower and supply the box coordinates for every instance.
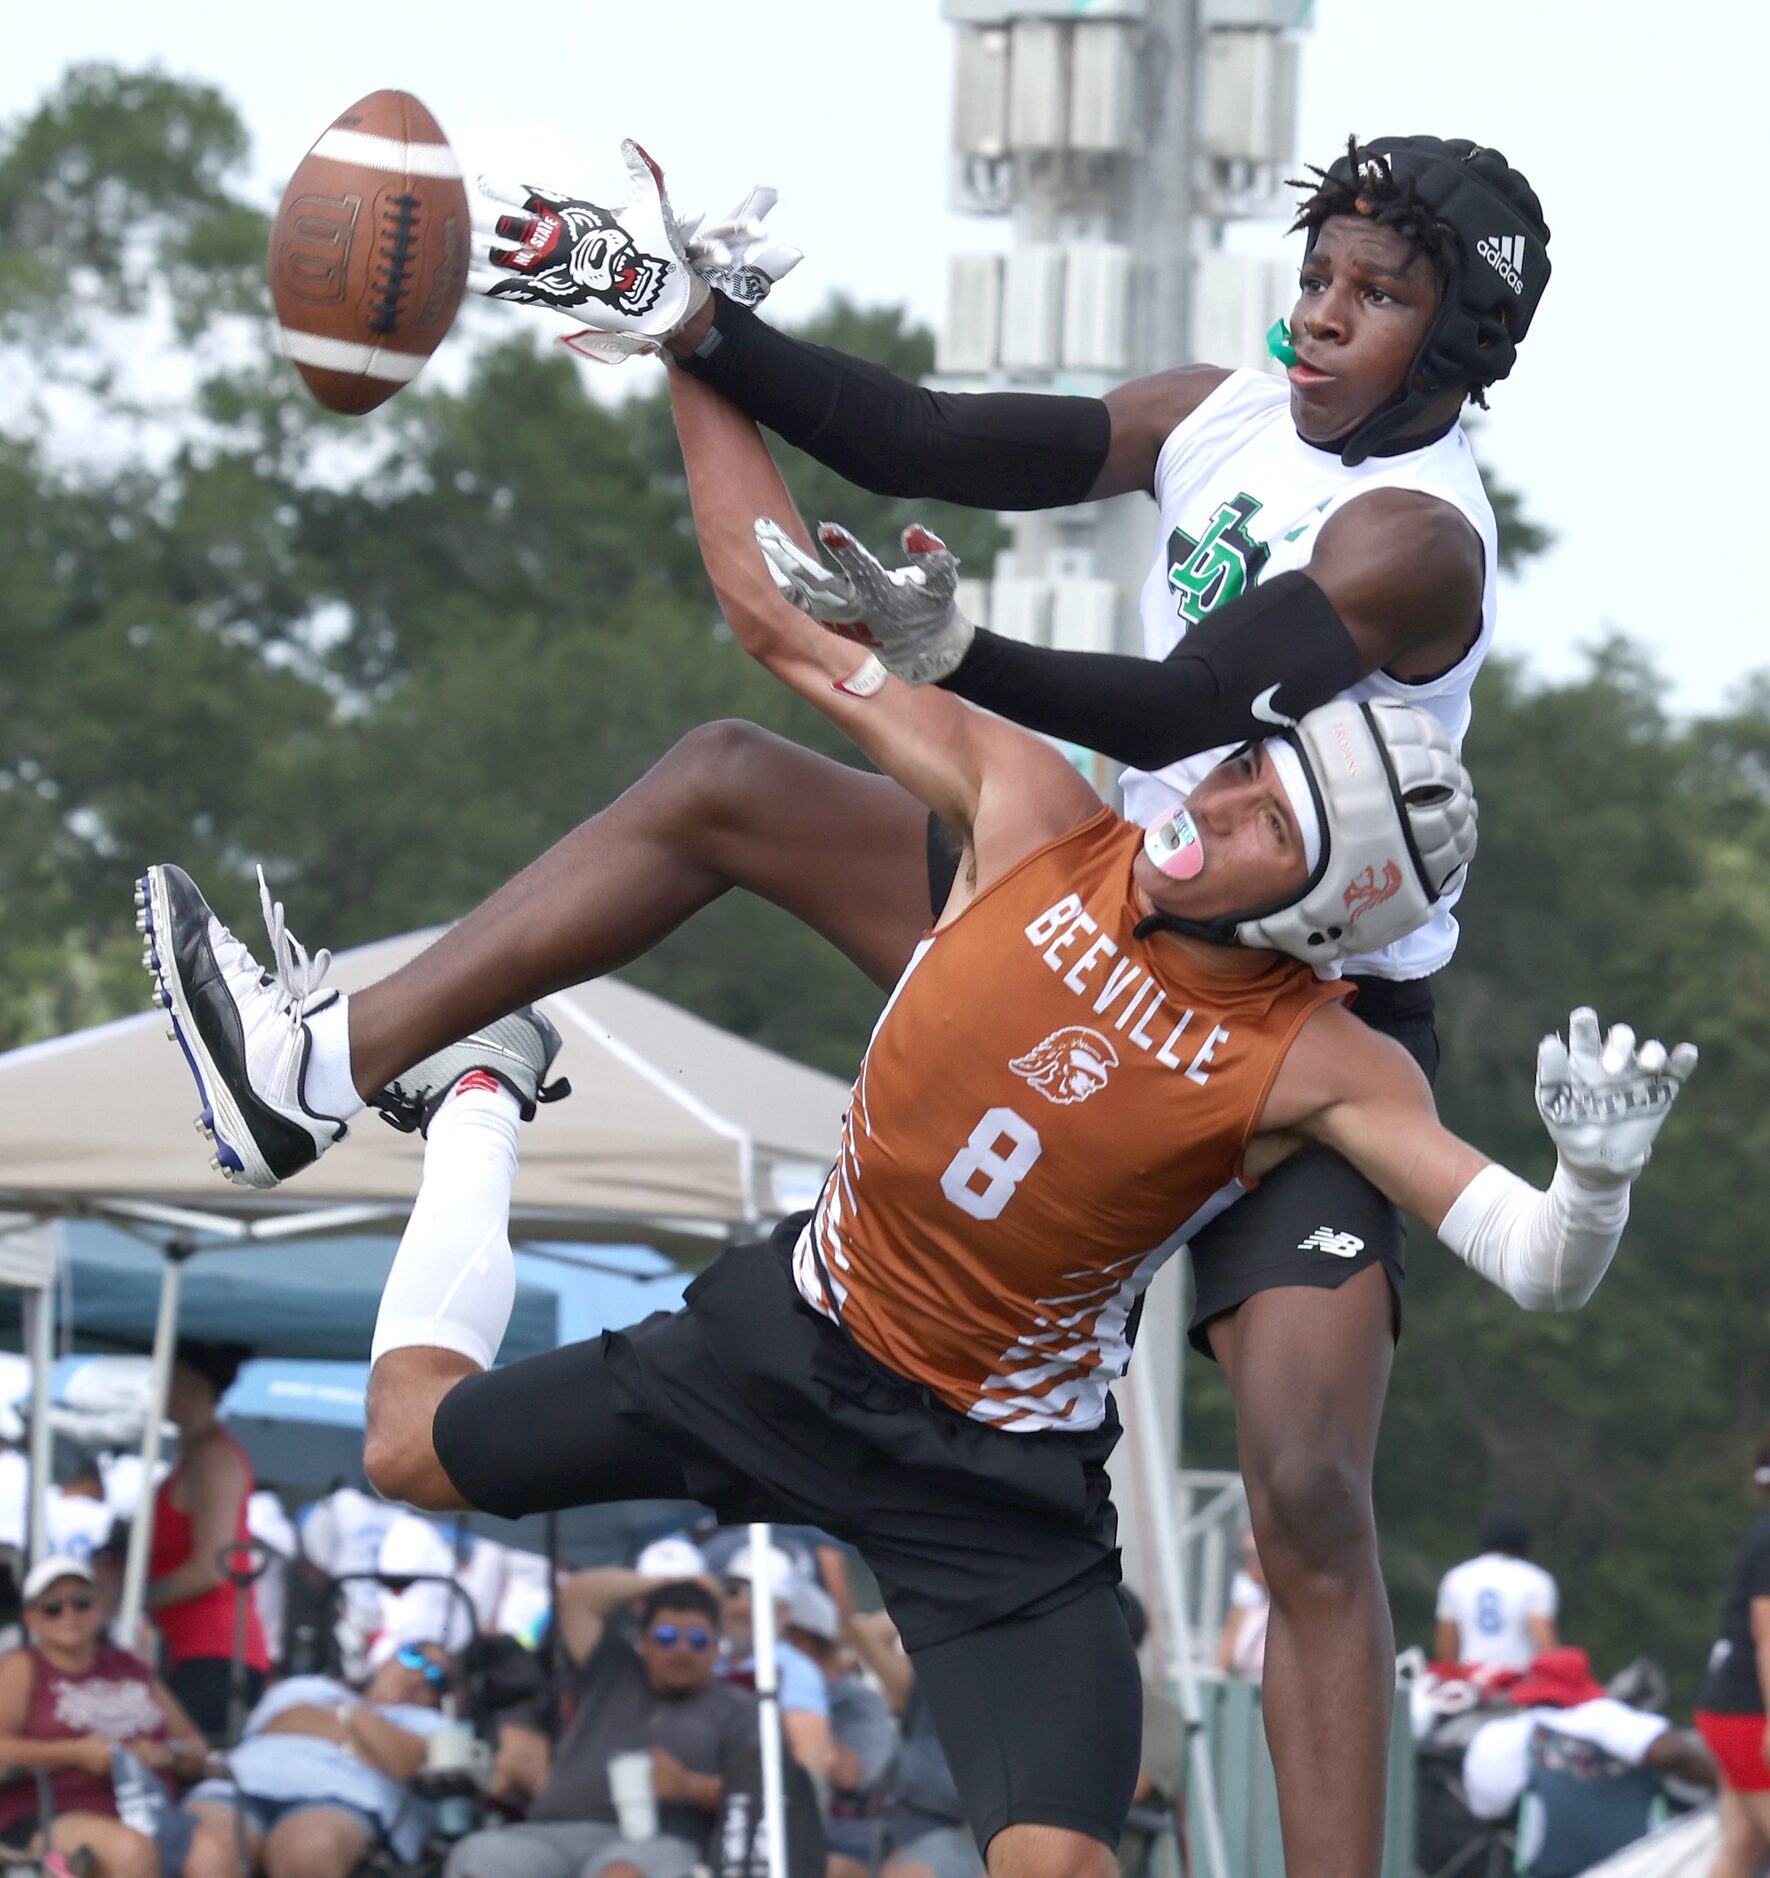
[935,0,1314,681]
[934,7,1315,1870]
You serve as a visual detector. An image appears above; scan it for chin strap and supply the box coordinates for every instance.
[1132,908,1239,948]
[1297,401,1463,465]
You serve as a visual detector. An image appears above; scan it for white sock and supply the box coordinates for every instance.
[303,993,366,1122]
[371,1079,522,1371]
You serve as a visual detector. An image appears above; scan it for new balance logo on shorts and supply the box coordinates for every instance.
[1477,233,1526,293]
[1298,1226,1365,1259]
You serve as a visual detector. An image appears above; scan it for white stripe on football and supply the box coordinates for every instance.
[311,126,462,179]
[277,329,429,380]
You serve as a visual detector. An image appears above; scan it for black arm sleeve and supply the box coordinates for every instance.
[676,291,1111,510]
[939,571,1364,769]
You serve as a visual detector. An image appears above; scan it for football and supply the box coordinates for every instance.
[268,90,469,415]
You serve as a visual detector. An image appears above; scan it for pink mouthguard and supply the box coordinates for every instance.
[1144,808,1204,880]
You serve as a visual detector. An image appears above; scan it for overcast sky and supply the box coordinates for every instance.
[8,1,1765,715]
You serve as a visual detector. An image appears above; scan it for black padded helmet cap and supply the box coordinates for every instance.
[1305,136,1551,465]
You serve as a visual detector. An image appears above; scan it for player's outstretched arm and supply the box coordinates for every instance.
[666,291,1220,508]
[668,369,1094,852]
[1265,1005,1696,1311]
[761,501,1477,775]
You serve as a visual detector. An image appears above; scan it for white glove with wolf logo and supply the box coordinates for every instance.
[1535,1006,1697,1181]
[562,186,804,364]
[754,519,975,687]
[472,155,801,365]
[470,141,707,341]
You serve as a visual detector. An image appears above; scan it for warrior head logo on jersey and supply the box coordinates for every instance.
[1343,861,1403,924]
[487,187,667,319]
[1010,1027,1119,1106]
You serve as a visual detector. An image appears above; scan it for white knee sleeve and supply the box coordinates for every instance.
[372,1085,522,1371]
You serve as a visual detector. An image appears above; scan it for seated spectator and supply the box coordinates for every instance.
[0,1425,27,1556]
[0,1556,223,1878]
[377,1513,476,1658]
[783,1584,895,1878]
[1214,1533,1268,1684]
[294,1485,403,1676]
[448,1576,755,1878]
[1435,1505,1560,1673]
[46,1459,116,1567]
[183,1637,458,1876]
[847,1611,983,1878]
[719,1545,833,1781]
[1460,1646,1715,1878]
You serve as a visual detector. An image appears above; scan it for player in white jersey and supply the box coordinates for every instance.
[1434,1504,1560,1673]
[135,136,1548,1877]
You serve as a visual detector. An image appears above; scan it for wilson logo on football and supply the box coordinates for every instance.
[1010,1027,1119,1106]
[1343,861,1403,924]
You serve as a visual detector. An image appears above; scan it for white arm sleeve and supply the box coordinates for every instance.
[1436,1161,1631,1312]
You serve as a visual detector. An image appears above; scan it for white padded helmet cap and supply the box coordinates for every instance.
[1237,699,1477,970]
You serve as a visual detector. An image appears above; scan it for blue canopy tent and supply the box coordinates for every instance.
[0,1220,564,1362]
[1,1224,700,1564]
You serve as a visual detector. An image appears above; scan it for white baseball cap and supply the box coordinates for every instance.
[636,1536,708,1580]
[23,1556,95,1604]
[725,1541,802,1599]
[377,1513,454,1579]
[788,1580,840,1642]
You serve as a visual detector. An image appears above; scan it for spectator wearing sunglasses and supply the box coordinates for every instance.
[0,1556,223,1878]
[449,1577,755,1878]
[181,1637,458,1876]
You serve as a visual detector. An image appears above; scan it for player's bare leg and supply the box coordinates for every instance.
[986,1825,1115,1878]
[140,723,930,1190]
[1712,1787,1770,1878]
[364,1347,474,1510]
[346,720,932,1098]
[1208,1264,1396,1878]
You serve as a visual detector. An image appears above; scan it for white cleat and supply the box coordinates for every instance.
[136,864,350,1188]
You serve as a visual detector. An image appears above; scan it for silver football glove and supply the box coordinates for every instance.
[469,140,708,341]
[683,186,803,309]
[1535,1007,1698,1181]
[754,519,975,687]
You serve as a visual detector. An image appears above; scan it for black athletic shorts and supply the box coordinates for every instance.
[928,814,1442,1362]
[1185,971,1438,1356]
[433,1225,1138,1849]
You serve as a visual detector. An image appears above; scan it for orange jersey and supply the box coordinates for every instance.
[792,808,1349,1431]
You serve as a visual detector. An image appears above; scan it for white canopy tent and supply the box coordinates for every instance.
[0,926,846,1250]
[0,925,849,1640]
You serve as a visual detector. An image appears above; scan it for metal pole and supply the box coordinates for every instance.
[118,1248,186,1649]
[24,1284,54,1567]
[544,1509,563,1740]
[747,1521,789,1878]
[1126,1363,1230,1878]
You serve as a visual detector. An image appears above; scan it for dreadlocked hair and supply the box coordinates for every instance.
[1285,136,1488,409]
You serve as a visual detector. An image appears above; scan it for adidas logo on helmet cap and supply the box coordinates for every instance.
[1235,700,1477,971]
[1478,233,1526,293]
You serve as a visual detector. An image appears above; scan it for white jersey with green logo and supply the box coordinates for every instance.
[1122,368,1499,981]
